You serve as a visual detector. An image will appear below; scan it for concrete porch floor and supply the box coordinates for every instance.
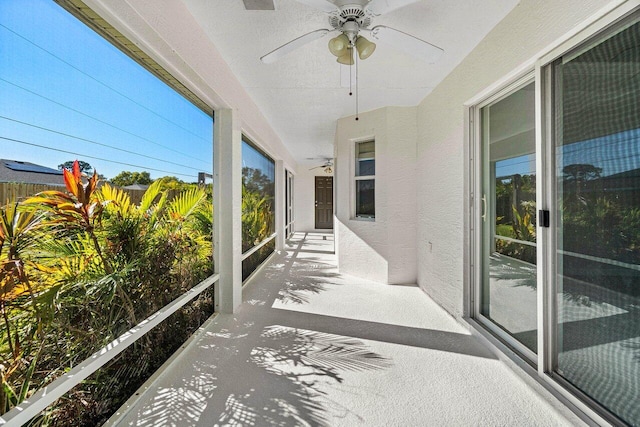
[110,232,585,426]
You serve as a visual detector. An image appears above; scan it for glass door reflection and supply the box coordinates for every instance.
[480,81,538,356]
[554,18,640,425]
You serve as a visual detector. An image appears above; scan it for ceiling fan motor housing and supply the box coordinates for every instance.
[329,4,372,37]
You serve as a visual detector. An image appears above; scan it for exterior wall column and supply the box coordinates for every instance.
[213,109,242,313]
[275,160,285,251]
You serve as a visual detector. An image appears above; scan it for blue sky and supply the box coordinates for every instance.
[242,139,275,181]
[0,0,213,181]
[495,128,640,180]
[496,154,535,180]
[558,128,640,178]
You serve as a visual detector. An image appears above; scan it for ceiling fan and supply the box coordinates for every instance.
[260,0,443,64]
[309,158,334,173]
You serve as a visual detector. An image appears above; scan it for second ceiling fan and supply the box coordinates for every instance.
[260,0,444,64]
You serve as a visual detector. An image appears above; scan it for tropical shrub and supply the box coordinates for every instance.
[241,182,275,281]
[495,200,537,264]
[242,185,274,252]
[0,200,50,416]
[0,162,214,425]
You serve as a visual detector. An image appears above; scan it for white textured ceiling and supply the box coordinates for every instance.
[181,0,519,166]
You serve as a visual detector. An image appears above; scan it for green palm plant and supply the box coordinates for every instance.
[242,186,274,251]
[27,161,110,273]
[190,199,213,260]
[0,201,47,306]
[27,162,140,326]
[97,180,209,314]
[0,169,215,423]
[511,202,536,243]
[159,185,211,290]
[166,187,206,221]
[0,200,49,415]
[135,179,168,227]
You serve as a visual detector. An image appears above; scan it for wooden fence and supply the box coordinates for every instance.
[0,182,148,205]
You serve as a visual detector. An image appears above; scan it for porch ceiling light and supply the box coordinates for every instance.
[336,48,354,65]
[328,34,349,57]
[355,36,376,60]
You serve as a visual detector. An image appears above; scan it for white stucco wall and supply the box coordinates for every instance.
[415,0,620,317]
[335,107,418,285]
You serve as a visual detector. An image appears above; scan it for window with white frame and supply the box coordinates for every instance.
[354,140,375,219]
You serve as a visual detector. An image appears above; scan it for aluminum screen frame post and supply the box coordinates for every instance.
[275,160,285,251]
[213,108,243,313]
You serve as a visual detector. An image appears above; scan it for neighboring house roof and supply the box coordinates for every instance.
[0,159,65,186]
[122,183,149,190]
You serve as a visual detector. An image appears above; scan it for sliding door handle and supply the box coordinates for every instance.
[481,195,487,222]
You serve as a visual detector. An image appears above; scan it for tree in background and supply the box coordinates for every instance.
[58,161,107,179]
[110,171,153,187]
[157,176,185,190]
[562,163,603,205]
[58,160,93,175]
[242,167,274,197]
[562,163,603,183]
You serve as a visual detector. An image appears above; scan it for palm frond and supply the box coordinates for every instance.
[99,183,132,216]
[139,180,165,213]
[167,188,206,221]
[147,191,168,228]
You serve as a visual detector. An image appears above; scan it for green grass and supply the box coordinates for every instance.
[496,223,516,238]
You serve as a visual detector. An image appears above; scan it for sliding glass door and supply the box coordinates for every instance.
[553,17,640,425]
[474,10,640,425]
[479,80,538,357]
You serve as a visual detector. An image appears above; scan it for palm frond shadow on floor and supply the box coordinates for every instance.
[124,238,392,426]
[209,324,392,426]
[123,234,500,426]
[259,240,342,306]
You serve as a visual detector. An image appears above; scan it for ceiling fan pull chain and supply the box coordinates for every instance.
[349,48,353,96]
[355,46,359,121]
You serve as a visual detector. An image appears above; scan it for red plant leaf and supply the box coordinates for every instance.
[87,172,98,200]
[72,160,81,181]
[62,168,79,197]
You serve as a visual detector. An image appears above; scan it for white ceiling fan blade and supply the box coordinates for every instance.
[242,0,275,10]
[261,29,332,63]
[365,0,421,16]
[369,25,443,63]
[293,0,339,13]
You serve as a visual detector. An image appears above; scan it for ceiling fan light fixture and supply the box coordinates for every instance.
[328,34,349,57]
[355,35,376,60]
[336,48,354,65]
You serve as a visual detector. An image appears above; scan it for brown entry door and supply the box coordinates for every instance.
[315,176,333,229]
